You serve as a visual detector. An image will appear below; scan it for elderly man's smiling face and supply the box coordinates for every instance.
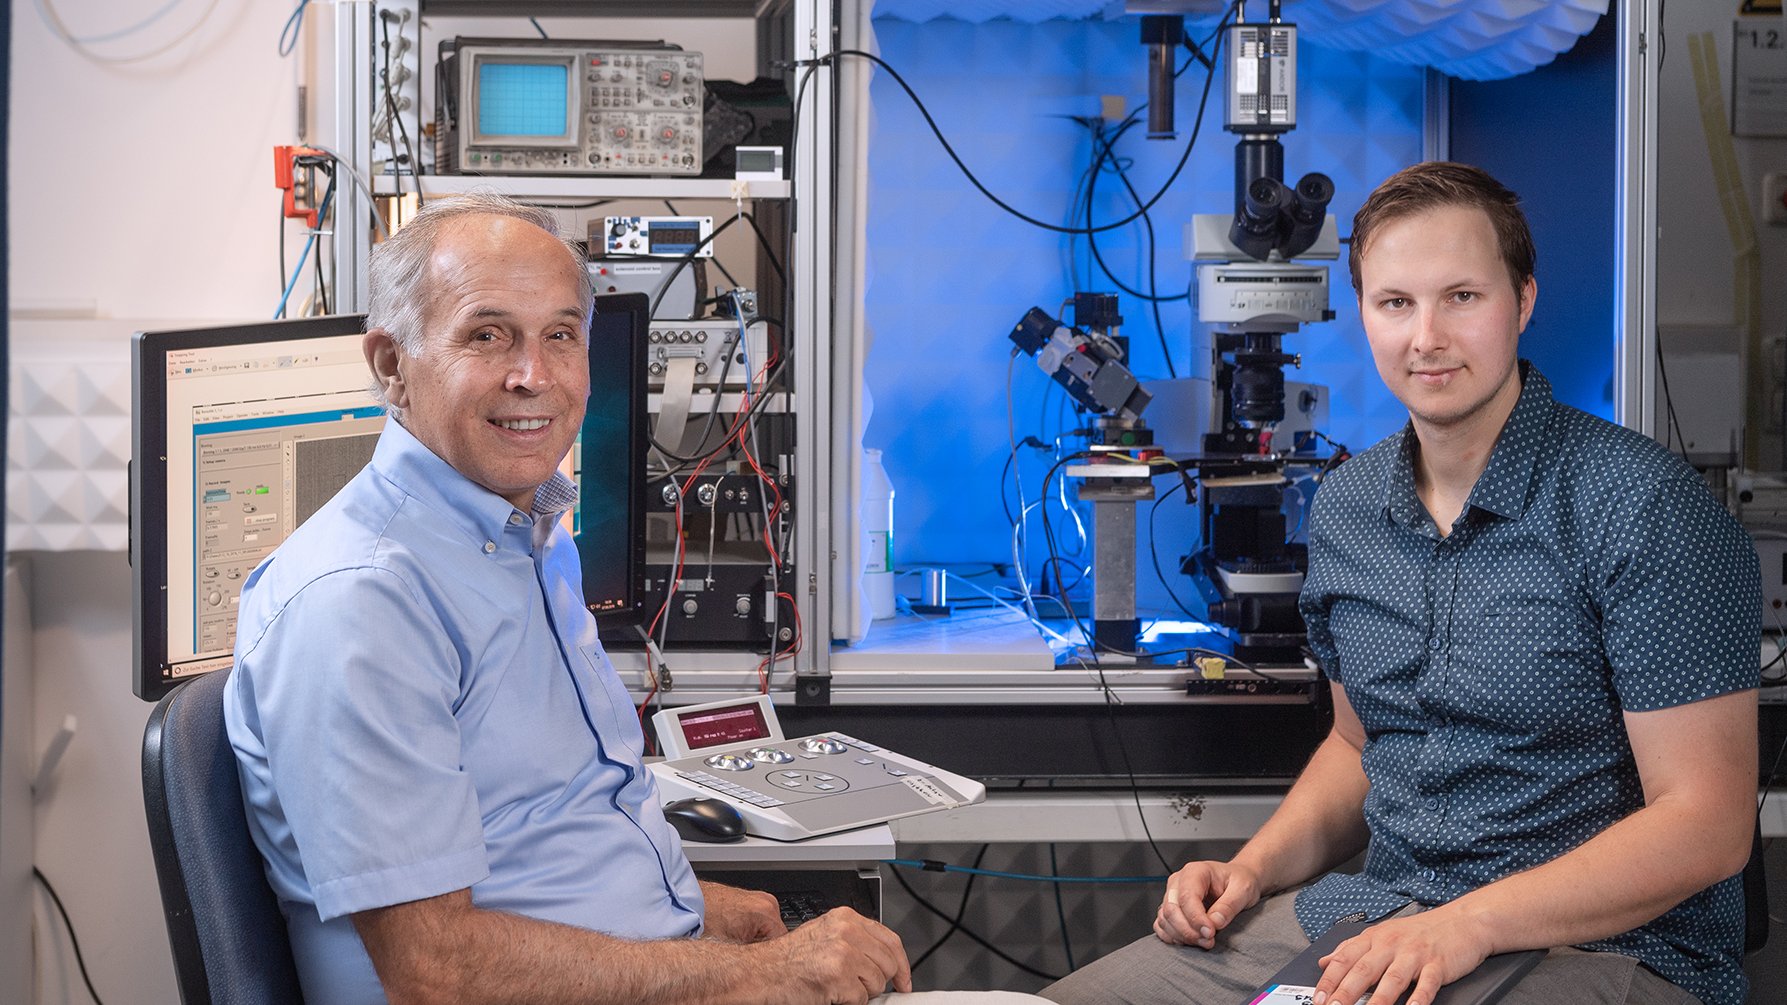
[368,214,590,510]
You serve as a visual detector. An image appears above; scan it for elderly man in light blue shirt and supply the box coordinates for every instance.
[225,193,1035,1005]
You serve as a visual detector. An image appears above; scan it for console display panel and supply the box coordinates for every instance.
[673,701,774,751]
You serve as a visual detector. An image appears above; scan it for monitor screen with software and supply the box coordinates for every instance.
[131,296,649,701]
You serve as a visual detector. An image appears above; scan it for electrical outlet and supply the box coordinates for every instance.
[1765,172,1787,226]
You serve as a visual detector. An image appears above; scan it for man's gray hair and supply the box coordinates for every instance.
[365,191,593,359]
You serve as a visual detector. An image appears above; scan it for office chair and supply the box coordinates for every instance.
[142,669,305,1004]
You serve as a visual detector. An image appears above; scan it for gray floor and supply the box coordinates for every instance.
[882,840,1787,1003]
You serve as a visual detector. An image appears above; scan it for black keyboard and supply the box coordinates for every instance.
[778,889,834,929]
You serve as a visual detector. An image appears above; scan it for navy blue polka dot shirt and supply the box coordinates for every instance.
[1295,364,1760,1005]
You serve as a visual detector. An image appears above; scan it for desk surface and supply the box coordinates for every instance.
[675,791,1787,861]
[619,607,1315,706]
[892,789,1787,843]
[678,823,895,866]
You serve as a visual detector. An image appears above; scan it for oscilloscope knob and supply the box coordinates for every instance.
[681,598,700,616]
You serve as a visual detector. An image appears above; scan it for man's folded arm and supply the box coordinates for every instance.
[352,887,912,1005]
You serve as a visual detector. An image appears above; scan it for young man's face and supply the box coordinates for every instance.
[368,215,591,511]
[1357,204,1536,435]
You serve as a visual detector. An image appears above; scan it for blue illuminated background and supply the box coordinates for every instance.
[860,11,1620,618]
[862,13,1428,609]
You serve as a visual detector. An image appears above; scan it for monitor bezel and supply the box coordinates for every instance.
[583,292,651,631]
[130,314,372,702]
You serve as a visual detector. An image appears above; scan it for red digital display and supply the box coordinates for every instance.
[677,703,771,750]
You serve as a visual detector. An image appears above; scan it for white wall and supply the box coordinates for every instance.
[8,1,315,1000]
[4,4,760,1001]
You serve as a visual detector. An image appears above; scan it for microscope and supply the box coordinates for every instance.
[1008,293,1155,655]
[1005,6,1341,664]
[1177,8,1341,666]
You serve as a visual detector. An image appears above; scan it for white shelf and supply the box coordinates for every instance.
[373,174,791,201]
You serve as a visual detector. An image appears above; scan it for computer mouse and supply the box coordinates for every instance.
[663,796,747,843]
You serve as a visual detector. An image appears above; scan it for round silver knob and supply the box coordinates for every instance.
[799,736,846,755]
[704,752,753,771]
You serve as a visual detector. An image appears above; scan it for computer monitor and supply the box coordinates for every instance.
[579,293,650,627]
[131,298,650,701]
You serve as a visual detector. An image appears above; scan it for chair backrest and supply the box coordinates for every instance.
[142,669,305,1004]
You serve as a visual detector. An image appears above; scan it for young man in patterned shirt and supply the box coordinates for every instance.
[1043,162,1760,1005]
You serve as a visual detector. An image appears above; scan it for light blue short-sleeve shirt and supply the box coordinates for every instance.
[225,419,703,1003]
[1297,364,1759,1005]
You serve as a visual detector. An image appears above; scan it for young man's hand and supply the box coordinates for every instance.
[1310,908,1493,1005]
[1155,860,1266,949]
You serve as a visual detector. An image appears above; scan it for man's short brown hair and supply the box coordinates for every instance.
[1348,161,1536,302]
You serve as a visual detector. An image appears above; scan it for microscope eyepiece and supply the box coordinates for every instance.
[1230,177,1292,261]
[1277,172,1335,260]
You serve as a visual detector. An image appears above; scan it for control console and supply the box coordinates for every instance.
[649,695,986,841]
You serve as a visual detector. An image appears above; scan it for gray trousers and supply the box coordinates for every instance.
[1037,891,1702,1005]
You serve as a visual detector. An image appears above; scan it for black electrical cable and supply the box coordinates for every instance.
[1083,121,1172,301]
[1029,454,1194,871]
[649,354,791,470]
[1655,341,1691,464]
[1757,723,1787,850]
[815,37,1229,237]
[911,844,991,972]
[1099,118,1183,369]
[1001,436,1049,526]
[313,178,332,315]
[32,868,108,1005]
[889,865,1063,982]
[1083,117,1182,378]
[648,214,744,319]
[784,60,818,363]
[1049,844,1077,971]
[378,15,423,208]
[321,166,338,314]
[1148,478,1206,622]
[1762,643,1787,685]
[532,198,615,210]
[736,211,789,285]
